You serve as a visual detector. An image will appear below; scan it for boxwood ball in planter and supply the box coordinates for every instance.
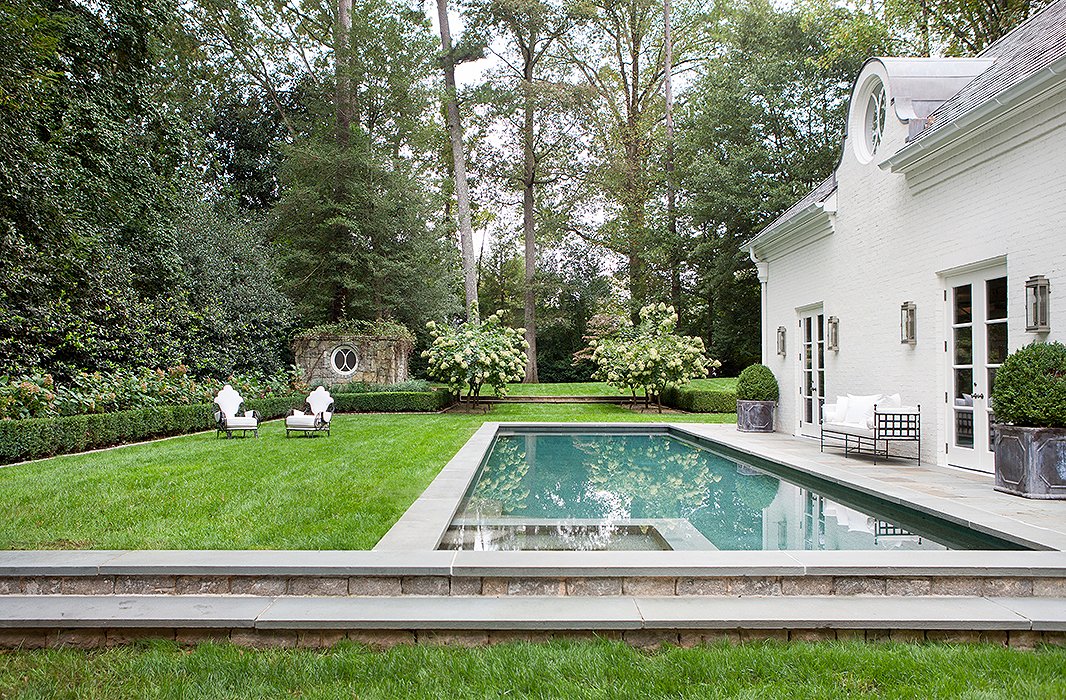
[736,364,779,433]
[991,341,1066,499]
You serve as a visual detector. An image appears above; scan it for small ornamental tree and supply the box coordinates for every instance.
[423,314,529,404]
[590,304,717,411]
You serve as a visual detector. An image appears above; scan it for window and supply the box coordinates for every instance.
[864,82,887,157]
[330,345,359,375]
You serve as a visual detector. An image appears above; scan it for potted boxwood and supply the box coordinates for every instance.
[990,341,1066,499]
[736,363,778,433]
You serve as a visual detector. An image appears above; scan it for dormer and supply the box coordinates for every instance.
[845,58,995,166]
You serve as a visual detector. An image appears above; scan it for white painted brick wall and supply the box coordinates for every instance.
[759,63,1066,467]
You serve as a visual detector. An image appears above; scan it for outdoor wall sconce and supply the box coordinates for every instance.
[900,302,917,345]
[1025,275,1050,332]
[827,316,839,351]
[776,326,787,356]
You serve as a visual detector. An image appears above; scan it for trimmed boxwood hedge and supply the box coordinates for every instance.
[332,390,453,413]
[0,390,454,465]
[661,386,737,413]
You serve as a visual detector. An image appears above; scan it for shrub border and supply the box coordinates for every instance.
[661,386,737,414]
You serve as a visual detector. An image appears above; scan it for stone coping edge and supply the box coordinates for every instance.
[0,595,1063,632]
[1,549,1065,578]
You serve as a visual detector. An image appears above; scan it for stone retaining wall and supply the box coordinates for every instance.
[2,626,1062,650]
[3,574,1064,597]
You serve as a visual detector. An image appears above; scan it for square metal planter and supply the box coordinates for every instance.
[993,424,1066,499]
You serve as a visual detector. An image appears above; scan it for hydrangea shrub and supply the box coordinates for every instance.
[422,314,528,402]
[590,304,717,410]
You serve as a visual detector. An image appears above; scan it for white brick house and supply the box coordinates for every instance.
[746,2,1066,472]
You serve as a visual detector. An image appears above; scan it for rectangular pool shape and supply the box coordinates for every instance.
[439,429,1025,552]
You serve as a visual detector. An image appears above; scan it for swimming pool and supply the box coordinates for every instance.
[439,428,1025,552]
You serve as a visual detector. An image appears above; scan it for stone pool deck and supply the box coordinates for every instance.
[1,422,1064,649]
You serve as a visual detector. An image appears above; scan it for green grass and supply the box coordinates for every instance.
[487,378,737,396]
[1,640,1063,699]
[686,377,738,391]
[0,403,733,550]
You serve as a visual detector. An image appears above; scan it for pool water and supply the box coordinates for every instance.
[439,432,1011,552]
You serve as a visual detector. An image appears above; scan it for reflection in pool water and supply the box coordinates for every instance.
[440,433,947,552]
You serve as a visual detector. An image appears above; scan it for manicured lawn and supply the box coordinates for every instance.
[488,378,737,396]
[0,404,733,550]
[1,640,1063,699]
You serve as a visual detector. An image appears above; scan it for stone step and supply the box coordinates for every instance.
[1,595,1063,633]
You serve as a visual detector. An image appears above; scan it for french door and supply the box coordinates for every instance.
[946,270,1007,472]
[798,310,825,438]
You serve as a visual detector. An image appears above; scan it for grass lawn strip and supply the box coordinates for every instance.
[0,404,733,551]
[0,640,1063,699]
[486,378,738,397]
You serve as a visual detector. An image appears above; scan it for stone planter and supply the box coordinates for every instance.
[736,400,775,433]
[993,424,1066,499]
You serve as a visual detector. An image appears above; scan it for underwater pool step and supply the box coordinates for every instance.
[1,595,1063,640]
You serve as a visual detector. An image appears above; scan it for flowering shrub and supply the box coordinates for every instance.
[422,314,528,402]
[0,366,308,420]
[590,304,718,410]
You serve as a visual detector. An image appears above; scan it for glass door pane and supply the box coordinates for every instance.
[952,284,974,450]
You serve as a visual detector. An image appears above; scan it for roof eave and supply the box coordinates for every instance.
[881,53,1066,173]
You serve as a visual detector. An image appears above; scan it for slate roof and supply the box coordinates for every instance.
[913,0,1066,141]
[750,174,837,243]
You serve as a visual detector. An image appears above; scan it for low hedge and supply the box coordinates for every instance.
[332,390,453,413]
[0,390,454,465]
[661,386,737,413]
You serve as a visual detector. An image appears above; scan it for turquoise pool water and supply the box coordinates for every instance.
[440,431,1020,552]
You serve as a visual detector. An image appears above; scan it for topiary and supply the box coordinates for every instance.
[991,341,1066,428]
[736,363,779,402]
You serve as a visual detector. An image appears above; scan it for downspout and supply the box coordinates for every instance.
[749,246,769,363]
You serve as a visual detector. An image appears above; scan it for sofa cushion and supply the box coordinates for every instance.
[845,393,881,425]
[833,396,849,423]
[822,421,875,438]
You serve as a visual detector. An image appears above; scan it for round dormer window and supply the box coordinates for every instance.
[864,81,887,157]
[330,345,359,376]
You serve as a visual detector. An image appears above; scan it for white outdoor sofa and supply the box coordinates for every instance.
[820,393,920,464]
[285,386,334,438]
[213,385,260,438]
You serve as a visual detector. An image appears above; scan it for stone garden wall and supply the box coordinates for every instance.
[292,334,412,387]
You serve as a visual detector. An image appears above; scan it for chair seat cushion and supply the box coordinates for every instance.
[224,416,259,429]
[822,421,874,438]
[286,413,319,429]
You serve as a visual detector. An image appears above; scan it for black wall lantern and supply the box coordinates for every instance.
[1025,275,1050,332]
[900,302,916,345]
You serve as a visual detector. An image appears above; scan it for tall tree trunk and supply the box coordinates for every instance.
[522,55,538,383]
[663,0,681,319]
[330,0,352,321]
[436,0,479,320]
[334,0,352,147]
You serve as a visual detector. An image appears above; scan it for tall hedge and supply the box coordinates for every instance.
[0,390,454,464]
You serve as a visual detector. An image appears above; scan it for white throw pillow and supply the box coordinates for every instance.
[845,393,882,425]
[879,393,902,410]
[833,396,849,423]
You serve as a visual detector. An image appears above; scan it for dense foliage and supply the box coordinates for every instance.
[735,363,779,402]
[991,341,1066,428]
[1,0,1039,386]
[0,366,306,420]
[590,304,715,408]
[422,315,528,400]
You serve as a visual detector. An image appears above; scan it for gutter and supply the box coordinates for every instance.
[881,53,1066,172]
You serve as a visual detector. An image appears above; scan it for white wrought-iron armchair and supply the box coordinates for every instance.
[213,385,260,438]
[285,386,334,438]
